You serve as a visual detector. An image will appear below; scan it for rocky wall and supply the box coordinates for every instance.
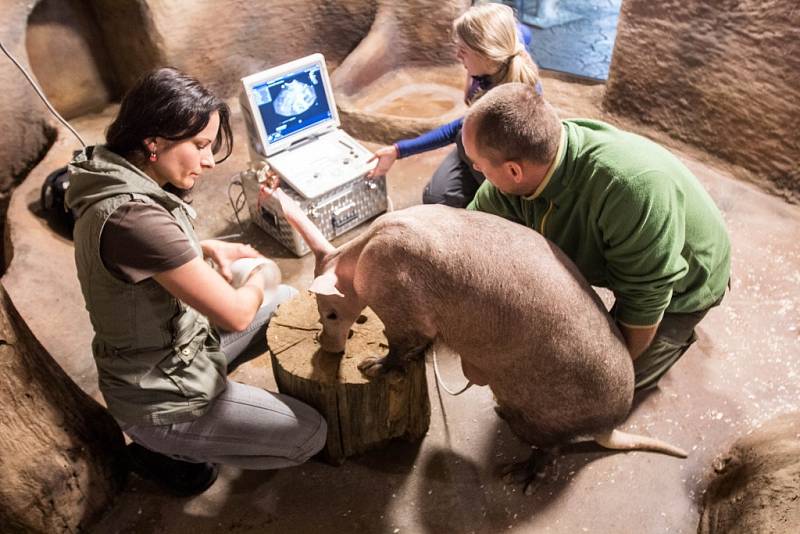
[124,0,376,98]
[0,0,376,197]
[332,0,469,96]
[0,286,126,533]
[0,1,56,196]
[331,0,469,143]
[605,0,800,200]
[27,0,119,120]
[699,413,800,534]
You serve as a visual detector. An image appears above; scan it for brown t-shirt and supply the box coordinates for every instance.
[100,201,198,283]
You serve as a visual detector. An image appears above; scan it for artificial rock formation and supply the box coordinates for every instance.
[1,0,376,195]
[0,287,126,533]
[332,0,470,144]
[26,0,121,120]
[699,413,800,534]
[605,0,800,200]
[107,0,376,98]
[3,0,470,190]
[0,2,55,204]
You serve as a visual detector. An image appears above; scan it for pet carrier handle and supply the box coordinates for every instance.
[332,201,358,229]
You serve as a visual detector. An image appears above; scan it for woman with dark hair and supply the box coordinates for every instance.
[66,67,326,496]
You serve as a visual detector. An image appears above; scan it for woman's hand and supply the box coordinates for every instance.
[367,145,399,179]
[200,239,262,282]
[154,257,264,332]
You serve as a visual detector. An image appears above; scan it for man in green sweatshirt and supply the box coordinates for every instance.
[463,83,730,391]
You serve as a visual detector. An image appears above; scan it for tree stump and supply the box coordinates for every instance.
[268,291,430,464]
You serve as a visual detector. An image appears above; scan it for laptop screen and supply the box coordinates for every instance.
[248,62,333,147]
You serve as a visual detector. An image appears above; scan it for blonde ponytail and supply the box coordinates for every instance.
[500,49,539,88]
[454,3,540,104]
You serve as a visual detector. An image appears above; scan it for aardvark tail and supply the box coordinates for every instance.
[593,429,688,458]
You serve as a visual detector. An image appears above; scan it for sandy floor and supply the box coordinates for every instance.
[5,71,799,533]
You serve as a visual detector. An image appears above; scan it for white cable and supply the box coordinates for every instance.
[0,38,87,147]
[430,345,473,396]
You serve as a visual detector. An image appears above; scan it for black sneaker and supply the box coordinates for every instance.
[126,442,218,496]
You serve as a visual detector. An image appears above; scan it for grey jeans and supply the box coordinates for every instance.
[123,285,327,469]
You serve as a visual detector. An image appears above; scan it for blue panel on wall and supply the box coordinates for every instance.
[502,0,623,81]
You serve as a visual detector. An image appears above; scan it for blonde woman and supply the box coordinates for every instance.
[368,3,542,207]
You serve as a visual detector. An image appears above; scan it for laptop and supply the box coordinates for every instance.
[240,53,375,199]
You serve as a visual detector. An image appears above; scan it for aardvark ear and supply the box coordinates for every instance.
[308,271,344,297]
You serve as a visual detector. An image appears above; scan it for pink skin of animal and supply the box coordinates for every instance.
[260,184,687,492]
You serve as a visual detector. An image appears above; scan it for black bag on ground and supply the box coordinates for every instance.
[40,166,76,231]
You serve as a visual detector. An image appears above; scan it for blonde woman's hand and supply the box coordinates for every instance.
[367,145,399,179]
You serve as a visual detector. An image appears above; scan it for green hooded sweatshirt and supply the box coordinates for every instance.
[66,145,227,426]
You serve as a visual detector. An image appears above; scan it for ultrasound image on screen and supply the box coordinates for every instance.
[253,64,332,145]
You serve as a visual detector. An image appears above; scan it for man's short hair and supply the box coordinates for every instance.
[465,82,561,165]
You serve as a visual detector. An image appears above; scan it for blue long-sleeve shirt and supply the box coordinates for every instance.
[396,119,465,159]
[395,23,536,159]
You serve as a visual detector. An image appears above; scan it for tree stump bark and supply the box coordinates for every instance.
[0,285,126,533]
[268,291,430,464]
